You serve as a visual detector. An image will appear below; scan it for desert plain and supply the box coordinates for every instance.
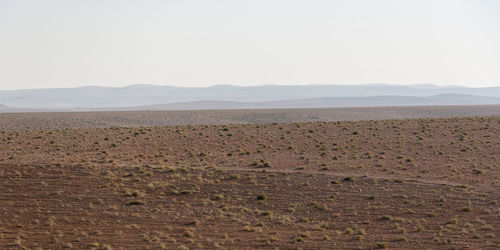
[0,107,499,249]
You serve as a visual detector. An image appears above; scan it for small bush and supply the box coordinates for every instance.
[473,169,484,174]
[257,194,266,200]
[261,210,273,217]
[213,194,224,200]
[343,176,354,182]
[380,215,393,221]
[461,207,472,212]
[126,200,145,206]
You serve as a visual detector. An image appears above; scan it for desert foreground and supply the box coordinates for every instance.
[0,109,499,249]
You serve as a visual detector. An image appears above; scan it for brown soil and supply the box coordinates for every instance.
[1,105,500,131]
[0,115,499,249]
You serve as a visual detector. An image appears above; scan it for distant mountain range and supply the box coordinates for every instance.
[116,94,500,111]
[1,84,500,112]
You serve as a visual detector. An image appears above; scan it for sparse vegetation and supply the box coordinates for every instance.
[377,242,388,248]
[343,176,354,182]
[0,115,498,249]
[380,215,393,221]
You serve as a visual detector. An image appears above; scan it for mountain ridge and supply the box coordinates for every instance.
[1,84,499,110]
[105,94,500,111]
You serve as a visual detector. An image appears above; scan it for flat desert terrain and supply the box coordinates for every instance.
[1,105,500,130]
[0,108,499,249]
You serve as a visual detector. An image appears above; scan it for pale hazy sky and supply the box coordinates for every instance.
[0,0,499,90]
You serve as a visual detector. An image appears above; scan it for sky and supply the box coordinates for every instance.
[0,0,499,90]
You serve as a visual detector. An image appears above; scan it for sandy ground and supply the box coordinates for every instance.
[0,113,498,249]
[1,105,500,130]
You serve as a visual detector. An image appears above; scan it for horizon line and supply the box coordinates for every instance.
[2,82,499,91]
